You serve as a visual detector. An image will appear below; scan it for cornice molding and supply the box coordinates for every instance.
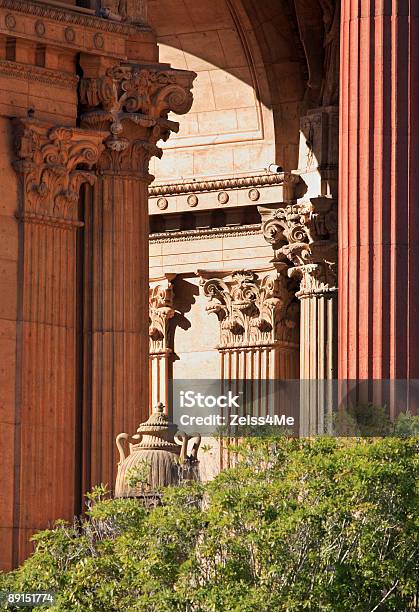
[149,223,262,244]
[0,0,149,33]
[0,59,78,89]
[149,172,300,198]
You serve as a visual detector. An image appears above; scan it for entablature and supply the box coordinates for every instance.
[148,172,306,217]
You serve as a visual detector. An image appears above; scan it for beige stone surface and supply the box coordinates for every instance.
[151,232,270,268]
[150,0,276,182]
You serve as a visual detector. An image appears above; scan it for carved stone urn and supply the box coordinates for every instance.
[115,403,201,497]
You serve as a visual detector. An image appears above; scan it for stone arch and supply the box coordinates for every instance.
[148,0,313,180]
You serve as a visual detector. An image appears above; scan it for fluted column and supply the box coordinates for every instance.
[80,60,195,491]
[339,1,419,386]
[260,198,337,434]
[12,119,103,563]
[199,266,299,468]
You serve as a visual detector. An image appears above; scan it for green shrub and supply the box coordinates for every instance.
[1,437,418,611]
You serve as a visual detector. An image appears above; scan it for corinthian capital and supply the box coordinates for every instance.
[259,197,337,296]
[290,261,337,298]
[198,267,297,349]
[80,63,196,177]
[13,119,104,229]
[149,275,176,355]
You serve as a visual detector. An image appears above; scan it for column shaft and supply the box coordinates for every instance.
[149,275,175,412]
[300,290,337,380]
[83,175,149,491]
[299,284,337,435]
[16,220,80,562]
[11,121,102,564]
[339,1,419,380]
[79,59,195,493]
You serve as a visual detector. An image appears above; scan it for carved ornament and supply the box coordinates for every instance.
[149,172,300,198]
[99,0,146,24]
[13,119,104,228]
[259,197,337,297]
[80,64,196,177]
[149,275,176,355]
[199,268,298,349]
[0,60,79,89]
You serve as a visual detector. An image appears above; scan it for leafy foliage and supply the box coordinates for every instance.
[1,437,418,611]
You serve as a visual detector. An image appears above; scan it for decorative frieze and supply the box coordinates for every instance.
[149,172,300,197]
[13,119,103,228]
[148,172,304,214]
[80,64,196,177]
[199,267,297,349]
[150,223,262,244]
[0,0,145,34]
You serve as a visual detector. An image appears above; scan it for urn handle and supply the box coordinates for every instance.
[116,433,129,465]
[188,433,201,461]
[175,431,201,463]
[174,431,188,463]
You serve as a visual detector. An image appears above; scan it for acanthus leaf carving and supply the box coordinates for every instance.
[290,261,337,298]
[13,119,104,228]
[199,268,298,349]
[259,197,338,297]
[80,64,196,177]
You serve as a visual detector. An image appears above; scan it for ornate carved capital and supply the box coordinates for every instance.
[13,119,104,229]
[290,261,337,298]
[80,64,196,177]
[259,197,337,297]
[149,275,176,355]
[198,267,298,349]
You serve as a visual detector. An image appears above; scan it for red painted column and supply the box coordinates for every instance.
[339,1,419,383]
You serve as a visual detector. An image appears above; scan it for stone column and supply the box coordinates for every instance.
[259,198,337,434]
[199,266,299,467]
[339,2,419,395]
[149,275,176,411]
[79,60,195,491]
[12,119,103,562]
